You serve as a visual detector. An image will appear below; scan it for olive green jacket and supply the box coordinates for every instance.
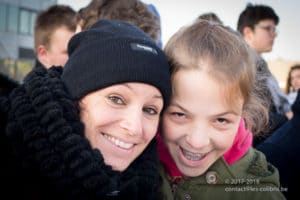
[160,148,286,200]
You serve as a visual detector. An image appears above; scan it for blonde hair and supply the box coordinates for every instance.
[164,20,268,134]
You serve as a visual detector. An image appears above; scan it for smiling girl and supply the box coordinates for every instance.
[158,20,286,200]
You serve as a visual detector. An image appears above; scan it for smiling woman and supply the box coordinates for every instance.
[79,83,163,171]
[0,19,171,199]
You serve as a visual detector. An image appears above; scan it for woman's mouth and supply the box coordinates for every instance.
[103,133,134,149]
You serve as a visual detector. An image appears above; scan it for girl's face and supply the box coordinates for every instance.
[162,69,243,177]
[80,82,163,171]
[291,68,300,91]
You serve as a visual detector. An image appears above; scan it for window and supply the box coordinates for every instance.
[30,12,36,35]
[7,5,18,33]
[19,9,30,34]
[0,3,7,32]
[19,9,37,35]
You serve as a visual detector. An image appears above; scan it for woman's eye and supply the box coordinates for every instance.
[108,96,124,105]
[143,107,158,115]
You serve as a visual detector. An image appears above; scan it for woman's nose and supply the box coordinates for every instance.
[119,111,143,136]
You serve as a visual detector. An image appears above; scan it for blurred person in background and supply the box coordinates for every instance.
[237,3,291,145]
[34,5,77,69]
[77,0,161,46]
[285,64,300,106]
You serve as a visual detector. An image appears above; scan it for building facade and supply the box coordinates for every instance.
[0,0,57,82]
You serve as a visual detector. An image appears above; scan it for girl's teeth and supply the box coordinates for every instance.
[104,134,133,149]
[181,148,205,161]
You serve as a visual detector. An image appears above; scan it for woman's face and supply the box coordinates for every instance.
[290,68,300,91]
[162,69,243,177]
[80,82,163,171]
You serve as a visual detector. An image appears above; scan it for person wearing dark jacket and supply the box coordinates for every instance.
[0,19,171,199]
[34,5,77,69]
[237,4,290,146]
[0,72,20,198]
[256,90,300,199]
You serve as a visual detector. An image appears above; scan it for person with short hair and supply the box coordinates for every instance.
[78,0,161,45]
[34,5,77,69]
[237,4,291,145]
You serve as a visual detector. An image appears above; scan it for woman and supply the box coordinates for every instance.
[285,64,300,105]
[0,19,171,199]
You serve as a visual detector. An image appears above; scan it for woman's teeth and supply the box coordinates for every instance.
[104,134,134,149]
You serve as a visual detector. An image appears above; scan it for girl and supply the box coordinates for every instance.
[285,64,300,105]
[158,20,285,200]
[0,20,171,199]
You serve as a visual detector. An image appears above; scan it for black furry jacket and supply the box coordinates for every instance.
[0,66,161,199]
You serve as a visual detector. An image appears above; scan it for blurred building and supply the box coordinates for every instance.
[0,0,57,82]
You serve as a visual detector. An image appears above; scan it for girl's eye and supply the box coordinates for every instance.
[216,118,229,125]
[108,95,124,105]
[143,107,158,115]
[171,112,186,119]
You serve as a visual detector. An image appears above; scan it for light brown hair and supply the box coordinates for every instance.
[34,5,77,50]
[78,0,160,42]
[164,20,268,134]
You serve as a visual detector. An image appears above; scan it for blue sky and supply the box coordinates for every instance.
[58,0,300,61]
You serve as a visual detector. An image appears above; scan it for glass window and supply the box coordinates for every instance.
[19,9,30,34]
[7,5,18,33]
[29,12,37,35]
[0,3,7,31]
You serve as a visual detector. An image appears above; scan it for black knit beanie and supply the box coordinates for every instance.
[62,19,171,106]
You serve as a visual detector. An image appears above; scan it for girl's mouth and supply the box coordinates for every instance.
[180,147,207,161]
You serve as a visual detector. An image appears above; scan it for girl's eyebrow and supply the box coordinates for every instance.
[214,111,240,116]
[171,102,240,116]
[169,102,190,113]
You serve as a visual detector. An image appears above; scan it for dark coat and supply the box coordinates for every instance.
[0,73,21,198]
[0,72,19,95]
[256,90,300,199]
[253,57,288,146]
[0,66,161,199]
